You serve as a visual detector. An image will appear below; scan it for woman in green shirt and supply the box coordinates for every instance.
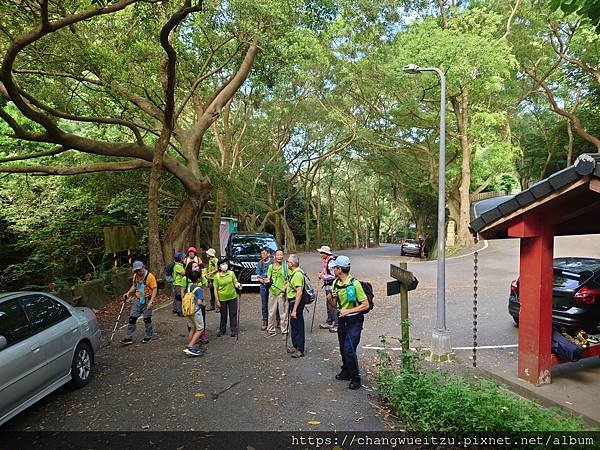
[214,257,242,337]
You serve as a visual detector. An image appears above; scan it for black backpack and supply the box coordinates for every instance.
[358,280,374,313]
[334,277,374,314]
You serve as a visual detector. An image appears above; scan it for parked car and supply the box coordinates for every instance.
[400,239,423,257]
[226,232,280,287]
[0,292,101,427]
[508,257,600,333]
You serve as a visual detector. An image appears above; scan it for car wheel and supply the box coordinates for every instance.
[512,316,519,326]
[69,341,93,388]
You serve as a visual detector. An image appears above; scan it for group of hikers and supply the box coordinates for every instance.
[119,244,370,390]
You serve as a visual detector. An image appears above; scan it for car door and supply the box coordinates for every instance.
[19,294,78,387]
[0,297,43,422]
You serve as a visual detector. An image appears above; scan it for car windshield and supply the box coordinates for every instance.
[230,236,278,257]
[405,239,418,245]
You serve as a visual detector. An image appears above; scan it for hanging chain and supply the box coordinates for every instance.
[472,233,479,368]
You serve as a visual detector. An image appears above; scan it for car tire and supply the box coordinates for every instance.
[69,341,94,389]
[512,316,519,326]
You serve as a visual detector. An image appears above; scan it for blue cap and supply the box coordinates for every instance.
[175,252,185,261]
[132,260,144,271]
[332,255,351,269]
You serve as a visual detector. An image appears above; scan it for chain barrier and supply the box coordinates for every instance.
[472,233,479,368]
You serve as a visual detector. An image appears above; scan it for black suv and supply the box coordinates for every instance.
[225,232,279,287]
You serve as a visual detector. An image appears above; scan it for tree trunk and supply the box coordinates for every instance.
[451,91,473,247]
[315,176,322,244]
[211,186,225,255]
[162,192,209,262]
[327,178,336,248]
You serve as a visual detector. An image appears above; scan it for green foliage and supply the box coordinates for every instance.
[550,0,600,30]
[377,351,591,432]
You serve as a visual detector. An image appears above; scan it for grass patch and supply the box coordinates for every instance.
[376,350,593,432]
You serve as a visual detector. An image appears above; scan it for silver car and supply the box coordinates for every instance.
[0,292,101,426]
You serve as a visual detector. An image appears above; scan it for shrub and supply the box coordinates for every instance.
[377,350,591,432]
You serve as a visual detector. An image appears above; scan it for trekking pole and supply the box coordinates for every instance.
[310,294,317,333]
[236,289,241,342]
[285,305,291,349]
[109,296,128,346]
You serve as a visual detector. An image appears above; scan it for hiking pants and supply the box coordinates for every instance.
[219,298,238,334]
[267,292,288,334]
[208,281,216,309]
[172,287,183,314]
[260,285,269,322]
[338,314,364,381]
[126,298,153,339]
[289,300,305,353]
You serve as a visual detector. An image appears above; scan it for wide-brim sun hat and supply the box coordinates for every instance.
[206,248,216,257]
[316,245,332,255]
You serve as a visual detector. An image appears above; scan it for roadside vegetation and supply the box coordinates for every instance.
[376,344,594,432]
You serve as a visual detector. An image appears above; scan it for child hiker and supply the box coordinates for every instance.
[183,271,206,357]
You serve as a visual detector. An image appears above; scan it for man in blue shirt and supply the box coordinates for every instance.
[256,248,272,331]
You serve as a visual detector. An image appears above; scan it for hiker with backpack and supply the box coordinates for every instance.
[171,252,187,316]
[182,271,206,357]
[120,261,158,345]
[286,254,306,358]
[205,248,218,311]
[183,246,201,268]
[316,245,338,333]
[331,256,369,390]
[214,257,242,337]
[265,249,289,337]
[256,248,272,331]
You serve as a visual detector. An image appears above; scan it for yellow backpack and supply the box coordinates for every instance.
[182,286,201,317]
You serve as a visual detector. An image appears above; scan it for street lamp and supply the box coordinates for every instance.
[402,64,451,359]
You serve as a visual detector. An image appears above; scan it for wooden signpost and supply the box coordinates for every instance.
[388,263,418,351]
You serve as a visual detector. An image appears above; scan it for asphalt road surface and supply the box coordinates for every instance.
[3,234,600,431]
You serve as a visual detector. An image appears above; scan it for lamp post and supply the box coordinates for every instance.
[402,64,451,359]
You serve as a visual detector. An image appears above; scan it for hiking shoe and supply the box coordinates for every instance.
[188,348,203,357]
[329,325,338,333]
[142,337,151,344]
[216,331,224,337]
[230,332,237,337]
[266,331,277,337]
[287,346,297,354]
[120,338,133,345]
[183,347,193,355]
[335,371,351,381]
[348,379,361,390]
[319,322,333,329]
[206,306,215,311]
[199,336,209,344]
[291,350,305,358]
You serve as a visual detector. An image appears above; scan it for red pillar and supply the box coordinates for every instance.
[509,214,554,385]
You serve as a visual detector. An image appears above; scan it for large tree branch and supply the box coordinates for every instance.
[0,145,67,163]
[1,0,139,138]
[525,68,600,151]
[189,36,259,155]
[0,159,151,175]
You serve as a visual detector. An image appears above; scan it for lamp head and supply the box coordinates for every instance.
[402,64,421,74]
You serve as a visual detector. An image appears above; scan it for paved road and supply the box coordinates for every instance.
[3,235,600,431]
